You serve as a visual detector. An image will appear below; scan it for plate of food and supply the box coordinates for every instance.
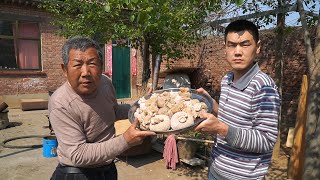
[128,87,213,134]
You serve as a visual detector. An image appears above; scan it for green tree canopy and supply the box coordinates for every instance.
[42,0,243,84]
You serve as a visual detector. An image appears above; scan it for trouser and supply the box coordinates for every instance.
[50,162,117,180]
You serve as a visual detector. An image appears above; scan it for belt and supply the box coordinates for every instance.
[57,162,114,174]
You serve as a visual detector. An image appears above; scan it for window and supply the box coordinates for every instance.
[0,20,41,70]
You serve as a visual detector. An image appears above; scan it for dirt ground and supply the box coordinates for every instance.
[0,109,288,180]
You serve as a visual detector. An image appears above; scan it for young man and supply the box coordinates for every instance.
[195,20,281,179]
[49,36,155,180]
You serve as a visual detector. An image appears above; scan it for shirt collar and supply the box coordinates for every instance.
[227,63,260,90]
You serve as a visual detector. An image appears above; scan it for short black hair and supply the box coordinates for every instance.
[62,36,103,66]
[224,19,259,43]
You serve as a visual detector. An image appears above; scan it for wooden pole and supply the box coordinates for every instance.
[287,75,308,179]
[160,135,215,144]
[176,136,215,144]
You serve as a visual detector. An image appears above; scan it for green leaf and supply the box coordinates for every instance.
[146,7,153,12]
[123,0,129,5]
[130,15,135,22]
[137,11,147,22]
[104,5,111,12]
[235,0,243,6]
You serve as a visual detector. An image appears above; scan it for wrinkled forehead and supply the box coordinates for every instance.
[68,48,101,62]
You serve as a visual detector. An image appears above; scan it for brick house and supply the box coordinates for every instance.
[0,1,310,133]
[0,0,65,107]
[0,0,140,106]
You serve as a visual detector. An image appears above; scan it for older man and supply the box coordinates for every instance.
[49,36,155,180]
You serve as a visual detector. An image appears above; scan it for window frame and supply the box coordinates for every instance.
[0,16,42,71]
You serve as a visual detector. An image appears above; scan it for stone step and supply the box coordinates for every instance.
[20,99,48,111]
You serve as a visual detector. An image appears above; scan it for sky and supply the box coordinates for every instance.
[215,1,319,30]
[266,1,319,29]
[255,1,318,29]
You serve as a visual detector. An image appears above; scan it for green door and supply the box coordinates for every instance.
[112,46,131,98]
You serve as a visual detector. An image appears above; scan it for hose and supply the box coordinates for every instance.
[0,135,47,149]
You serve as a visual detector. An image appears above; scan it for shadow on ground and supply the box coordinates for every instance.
[6,122,23,128]
[117,150,163,168]
[117,150,208,180]
[173,163,208,180]
[0,148,41,159]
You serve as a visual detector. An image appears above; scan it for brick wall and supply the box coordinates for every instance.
[0,4,66,96]
[41,19,67,93]
[259,29,309,129]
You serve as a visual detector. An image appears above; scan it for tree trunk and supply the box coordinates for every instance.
[272,0,285,159]
[151,51,156,86]
[297,0,320,178]
[152,54,161,91]
[142,39,151,86]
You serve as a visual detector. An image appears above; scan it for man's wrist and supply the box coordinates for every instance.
[217,121,229,137]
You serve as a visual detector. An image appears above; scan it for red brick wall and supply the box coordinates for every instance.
[41,19,67,93]
[0,4,66,96]
[259,29,309,128]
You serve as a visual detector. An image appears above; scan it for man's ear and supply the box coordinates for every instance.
[256,40,261,54]
[61,64,68,78]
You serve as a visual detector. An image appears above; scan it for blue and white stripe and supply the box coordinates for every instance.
[210,64,281,179]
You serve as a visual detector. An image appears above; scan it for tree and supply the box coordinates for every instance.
[42,0,246,89]
[296,0,320,178]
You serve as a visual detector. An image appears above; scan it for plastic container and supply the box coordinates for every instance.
[43,136,58,158]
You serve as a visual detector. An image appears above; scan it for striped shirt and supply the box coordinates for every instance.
[210,63,281,179]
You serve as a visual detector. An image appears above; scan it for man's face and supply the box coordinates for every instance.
[225,30,260,74]
[62,47,102,96]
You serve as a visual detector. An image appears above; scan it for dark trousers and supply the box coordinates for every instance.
[50,162,117,180]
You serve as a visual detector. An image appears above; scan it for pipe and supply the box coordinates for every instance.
[0,135,46,149]
[159,134,215,144]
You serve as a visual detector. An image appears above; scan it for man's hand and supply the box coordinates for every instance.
[196,88,219,115]
[123,118,156,146]
[147,87,153,95]
[194,112,228,136]
[196,87,211,97]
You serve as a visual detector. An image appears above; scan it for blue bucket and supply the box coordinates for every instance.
[43,136,58,158]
